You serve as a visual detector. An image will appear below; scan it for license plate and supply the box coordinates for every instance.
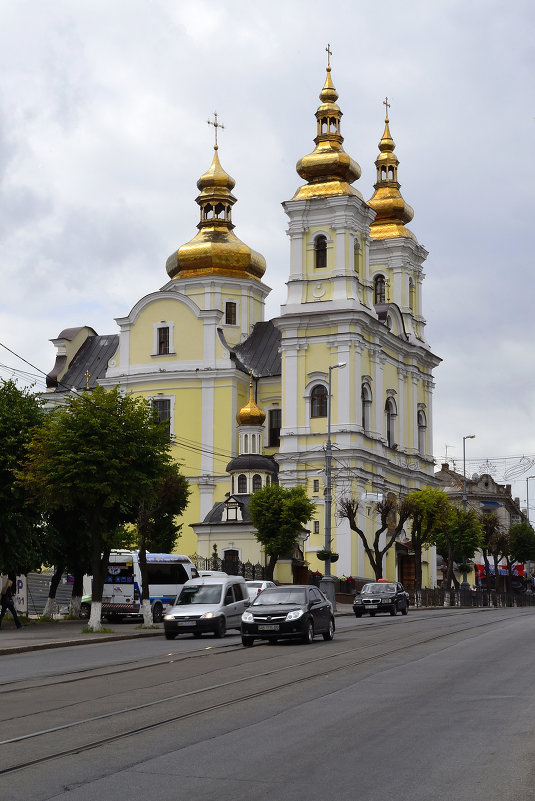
[176,621,193,626]
[258,624,279,631]
[367,604,378,610]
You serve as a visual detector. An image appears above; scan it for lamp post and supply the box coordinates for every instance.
[320,362,346,609]
[525,476,535,592]
[460,434,476,592]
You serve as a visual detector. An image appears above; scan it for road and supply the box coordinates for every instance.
[2,608,535,800]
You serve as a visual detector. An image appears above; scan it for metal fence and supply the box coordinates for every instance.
[410,588,535,609]
[190,555,267,581]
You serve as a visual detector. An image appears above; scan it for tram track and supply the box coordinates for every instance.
[0,609,525,776]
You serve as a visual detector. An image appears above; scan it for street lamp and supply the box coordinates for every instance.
[526,475,535,527]
[462,434,476,508]
[320,362,346,609]
[460,434,475,592]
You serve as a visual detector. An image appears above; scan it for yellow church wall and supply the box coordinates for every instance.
[128,300,204,365]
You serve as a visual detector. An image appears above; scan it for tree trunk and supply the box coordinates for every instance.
[266,554,278,581]
[87,536,111,632]
[481,549,492,591]
[69,569,84,618]
[42,563,65,618]
[138,538,152,626]
[141,598,152,626]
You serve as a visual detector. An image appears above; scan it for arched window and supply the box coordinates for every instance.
[252,474,262,492]
[361,382,372,432]
[315,235,327,269]
[385,397,397,448]
[418,410,427,455]
[310,385,328,418]
[374,275,386,304]
[243,434,249,454]
[237,474,247,494]
[409,279,415,312]
[354,238,360,274]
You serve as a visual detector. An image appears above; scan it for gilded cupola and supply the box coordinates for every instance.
[293,48,362,201]
[166,117,266,281]
[367,100,416,241]
[236,375,266,427]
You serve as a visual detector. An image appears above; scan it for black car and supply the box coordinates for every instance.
[353,581,409,618]
[241,585,335,646]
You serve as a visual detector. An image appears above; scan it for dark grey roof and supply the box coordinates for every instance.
[225,454,279,474]
[232,320,281,377]
[57,334,119,391]
[202,494,253,524]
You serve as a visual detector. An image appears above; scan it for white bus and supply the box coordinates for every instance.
[82,550,199,623]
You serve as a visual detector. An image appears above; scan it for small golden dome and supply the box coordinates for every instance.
[367,101,416,241]
[236,376,266,426]
[293,57,362,201]
[166,145,266,281]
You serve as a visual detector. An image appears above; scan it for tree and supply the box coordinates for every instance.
[40,508,93,618]
[479,511,506,592]
[405,486,452,590]
[20,386,172,630]
[0,379,45,577]
[435,505,483,590]
[338,495,412,580]
[249,485,316,580]
[504,522,535,591]
[136,463,190,626]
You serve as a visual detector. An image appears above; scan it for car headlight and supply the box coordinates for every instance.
[200,611,215,619]
[382,598,393,604]
[164,614,174,621]
[285,609,304,622]
[353,599,362,605]
[242,611,254,622]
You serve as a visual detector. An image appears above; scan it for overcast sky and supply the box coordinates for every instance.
[1,0,534,506]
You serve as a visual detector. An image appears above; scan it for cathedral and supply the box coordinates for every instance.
[45,57,441,587]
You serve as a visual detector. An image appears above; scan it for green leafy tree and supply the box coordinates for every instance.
[19,386,172,630]
[0,379,45,576]
[136,463,190,625]
[405,487,452,589]
[338,495,412,580]
[435,505,483,590]
[249,485,316,580]
[40,508,93,618]
[504,522,535,591]
[479,511,506,592]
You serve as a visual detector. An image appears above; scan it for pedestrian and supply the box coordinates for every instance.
[0,578,23,629]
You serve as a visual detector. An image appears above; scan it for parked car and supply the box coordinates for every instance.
[163,575,250,639]
[245,579,276,601]
[241,584,335,646]
[353,581,409,617]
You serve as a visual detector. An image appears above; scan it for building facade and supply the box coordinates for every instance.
[44,59,441,586]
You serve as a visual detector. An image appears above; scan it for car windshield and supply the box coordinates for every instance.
[362,583,396,594]
[175,585,222,605]
[253,589,306,605]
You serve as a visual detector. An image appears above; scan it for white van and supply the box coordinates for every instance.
[95,550,198,622]
[163,575,250,639]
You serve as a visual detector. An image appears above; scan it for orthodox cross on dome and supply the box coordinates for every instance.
[325,42,332,67]
[383,96,390,121]
[84,370,91,390]
[207,111,225,149]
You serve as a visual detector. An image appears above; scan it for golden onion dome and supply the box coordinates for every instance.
[293,57,362,201]
[166,144,266,281]
[367,101,416,241]
[236,377,266,427]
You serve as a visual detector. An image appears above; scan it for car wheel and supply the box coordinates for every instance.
[302,619,314,644]
[79,602,90,620]
[241,636,254,647]
[165,631,176,640]
[401,605,408,615]
[354,611,363,618]
[152,603,163,623]
[390,605,397,616]
[322,618,335,641]
[214,617,226,638]
[193,631,202,638]
[369,611,376,617]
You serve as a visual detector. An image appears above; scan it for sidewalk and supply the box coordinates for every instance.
[0,604,356,655]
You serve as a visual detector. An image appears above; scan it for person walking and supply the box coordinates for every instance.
[0,578,23,629]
